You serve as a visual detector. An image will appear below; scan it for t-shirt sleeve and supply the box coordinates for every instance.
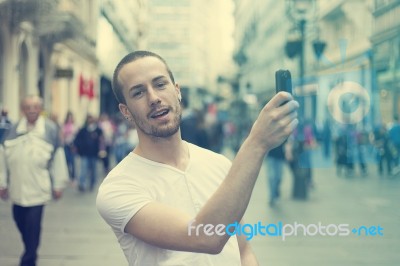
[96,175,154,234]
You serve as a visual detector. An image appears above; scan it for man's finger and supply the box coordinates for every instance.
[266,92,294,108]
[286,118,299,134]
[278,100,299,116]
[280,110,298,127]
[269,100,299,122]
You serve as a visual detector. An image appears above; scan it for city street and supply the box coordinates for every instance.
[1,148,399,266]
[1,0,399,265]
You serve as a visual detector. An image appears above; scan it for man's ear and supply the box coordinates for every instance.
[175,83,182,102]
[119,103,131,121]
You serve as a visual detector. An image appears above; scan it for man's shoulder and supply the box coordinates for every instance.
[97,156,154,210]
[98,163,135,195]
[188,143,231,165]
[101,155,148,184]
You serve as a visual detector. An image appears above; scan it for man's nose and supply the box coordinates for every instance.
[148,86,161,106]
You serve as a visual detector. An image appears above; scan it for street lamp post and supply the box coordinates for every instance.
[284,0,327,200]
[298,18,306,119]
[285,0,322,121]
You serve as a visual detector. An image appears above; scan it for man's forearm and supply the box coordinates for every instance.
[194,136,267,232]
[192,93,298,250]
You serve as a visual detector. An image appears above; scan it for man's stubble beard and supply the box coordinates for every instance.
[129,102,182,138]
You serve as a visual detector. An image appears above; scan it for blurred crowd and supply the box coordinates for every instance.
[0,98,227,192]
[0,108,139,192]
[325,116,400,178]
[59,112,139,191]
[1,104,399,197]
[264,115,400,206]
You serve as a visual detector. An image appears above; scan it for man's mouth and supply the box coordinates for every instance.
[150,108,170,119]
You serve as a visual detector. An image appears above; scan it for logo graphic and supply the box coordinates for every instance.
[188,220,384,241]
[327,81,371,124]
[320,39,372,125]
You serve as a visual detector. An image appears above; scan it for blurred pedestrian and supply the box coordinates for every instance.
[180,97,210,149]
[344,125,356,176]
[180,96,197,143]
[74,114,105,192]
[62,111,77,182]
[0,108,12,144]
[114,120,139,162]
[335,124,360,177]
[0,95,69,266]
[208,114,224,153]
[373,125,393,176]
[285,132,309,200]
[356,126,369,175]
[99,113,115,174]
[193,109,211,149]
[298,120,316,186]
[126,123,139,154]
[322,118,332,159]
[49,112,60,129]
[266,143,286,206]
[114,115,131,163]
[335,131,347,176]
[284,119,316,200]
[388,115,400,175]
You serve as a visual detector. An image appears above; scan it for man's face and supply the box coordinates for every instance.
[118,56,182,138]
[86,115,96,126]
[22,98,42,124]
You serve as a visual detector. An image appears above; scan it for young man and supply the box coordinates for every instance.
[0,95,69,266]
[96,51,299,265]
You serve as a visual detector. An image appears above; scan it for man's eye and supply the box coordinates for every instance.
[156,83,166,88]
[132,91,143,97]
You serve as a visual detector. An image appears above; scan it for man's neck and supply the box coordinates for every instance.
[27,120,37,131]
[133,132,189,171]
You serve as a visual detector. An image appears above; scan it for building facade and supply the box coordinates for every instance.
[233,0,379,130]
[317,0,375,127]
[0,0,99,125]
[142,0,235,109]
[97,0,147,116]
[233,0,296,98]
[371,0,400,123]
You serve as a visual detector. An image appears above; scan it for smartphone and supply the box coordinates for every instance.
[275,69,292,95]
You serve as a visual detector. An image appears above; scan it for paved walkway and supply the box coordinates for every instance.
[243,149,400,266]
[0,148,399,266]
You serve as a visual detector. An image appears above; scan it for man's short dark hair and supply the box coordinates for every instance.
[112,51,175,104]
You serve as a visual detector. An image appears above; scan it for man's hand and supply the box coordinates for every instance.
[0,188,8,200]
[249,92,299,154]
[53,190,63,200]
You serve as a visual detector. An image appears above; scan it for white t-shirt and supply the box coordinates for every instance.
[96,143,241,266]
